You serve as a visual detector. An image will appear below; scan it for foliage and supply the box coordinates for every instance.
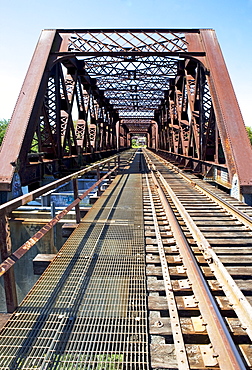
[0,119,9,146]
[45,353,123,369]
[0,119,40,152]
[131,138,138,148]
[246,126,252,145]
[31,132,39,153]
[19,353,124,369]
[131,137,147,148]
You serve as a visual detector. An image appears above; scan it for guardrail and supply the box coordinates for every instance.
[0,155,120,312]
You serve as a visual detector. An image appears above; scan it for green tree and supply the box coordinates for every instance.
[0,119,39,152]
[246,126,252,145]
[0,119,9,146]
[131,138,138,148]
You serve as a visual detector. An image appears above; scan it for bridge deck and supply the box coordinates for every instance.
[0,152,149,369]
[1,149,252,369]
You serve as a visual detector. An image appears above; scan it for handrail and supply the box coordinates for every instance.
[0,163,119,277]
[0,154,119,216]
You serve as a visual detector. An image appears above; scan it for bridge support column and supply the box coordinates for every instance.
[0,214,18,312]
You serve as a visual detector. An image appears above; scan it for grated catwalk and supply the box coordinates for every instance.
[0,152,149,369]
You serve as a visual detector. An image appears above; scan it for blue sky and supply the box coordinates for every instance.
[0,0,252,126]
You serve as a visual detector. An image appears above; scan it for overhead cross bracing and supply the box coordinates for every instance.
[65,31,189,122]
[65,30,195,120]
[0,28,252,205]
[81,55,178,117]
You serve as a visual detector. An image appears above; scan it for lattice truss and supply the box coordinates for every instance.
[1,28,250,193]
[31,30,217,162]
[68,30,187,120]
[121,119,154,133]
[31,62,117,158]
[85,56,177,114]
[155,59,218,162]
[68,30,188,53]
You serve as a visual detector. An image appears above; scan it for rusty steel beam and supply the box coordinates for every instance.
[0,30,57,191]
[186,29,252,198]
[56,28,201,33]
[0,32,120,195]
[53,51,206,57]
[0,29,251,203]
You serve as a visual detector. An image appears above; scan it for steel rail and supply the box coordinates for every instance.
[148,167,246,370]
[149,150,252,229]
[144,173,190,369]
[0,164,118,278]
[156,169,252,341]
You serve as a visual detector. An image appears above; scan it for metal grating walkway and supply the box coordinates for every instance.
[0,152,149,369]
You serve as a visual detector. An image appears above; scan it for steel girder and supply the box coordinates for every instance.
[0,29,251,202]
[0,31,120,194]
[155,30,252,201]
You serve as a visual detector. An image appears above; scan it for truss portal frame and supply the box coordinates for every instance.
[0,29,251,201]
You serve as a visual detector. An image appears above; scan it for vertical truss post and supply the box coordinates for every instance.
[127,132,131,148]
[114,157,118,176]
[0,214,18,312]
[55,63,63,160]
[186,30,252,199]
[147,132,150,148]
[153,122,158,150]
[50,201,57,247]
[73,178,81,224]
[123,127,127,148]
[96,167,101,196]
[108,161,111,184]
[198,66,204,160]
[117,156,120,175]
[116,121,120,152]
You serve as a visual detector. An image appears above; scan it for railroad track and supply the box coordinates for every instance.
[0,148,252,369]
[142,149,252,370]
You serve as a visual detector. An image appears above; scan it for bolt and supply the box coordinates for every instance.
[154,320,164,328]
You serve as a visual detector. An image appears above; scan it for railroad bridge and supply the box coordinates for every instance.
[0,29,252,369]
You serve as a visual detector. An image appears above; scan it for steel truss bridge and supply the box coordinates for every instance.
[0,29,252,202]
[0,29,252,370]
